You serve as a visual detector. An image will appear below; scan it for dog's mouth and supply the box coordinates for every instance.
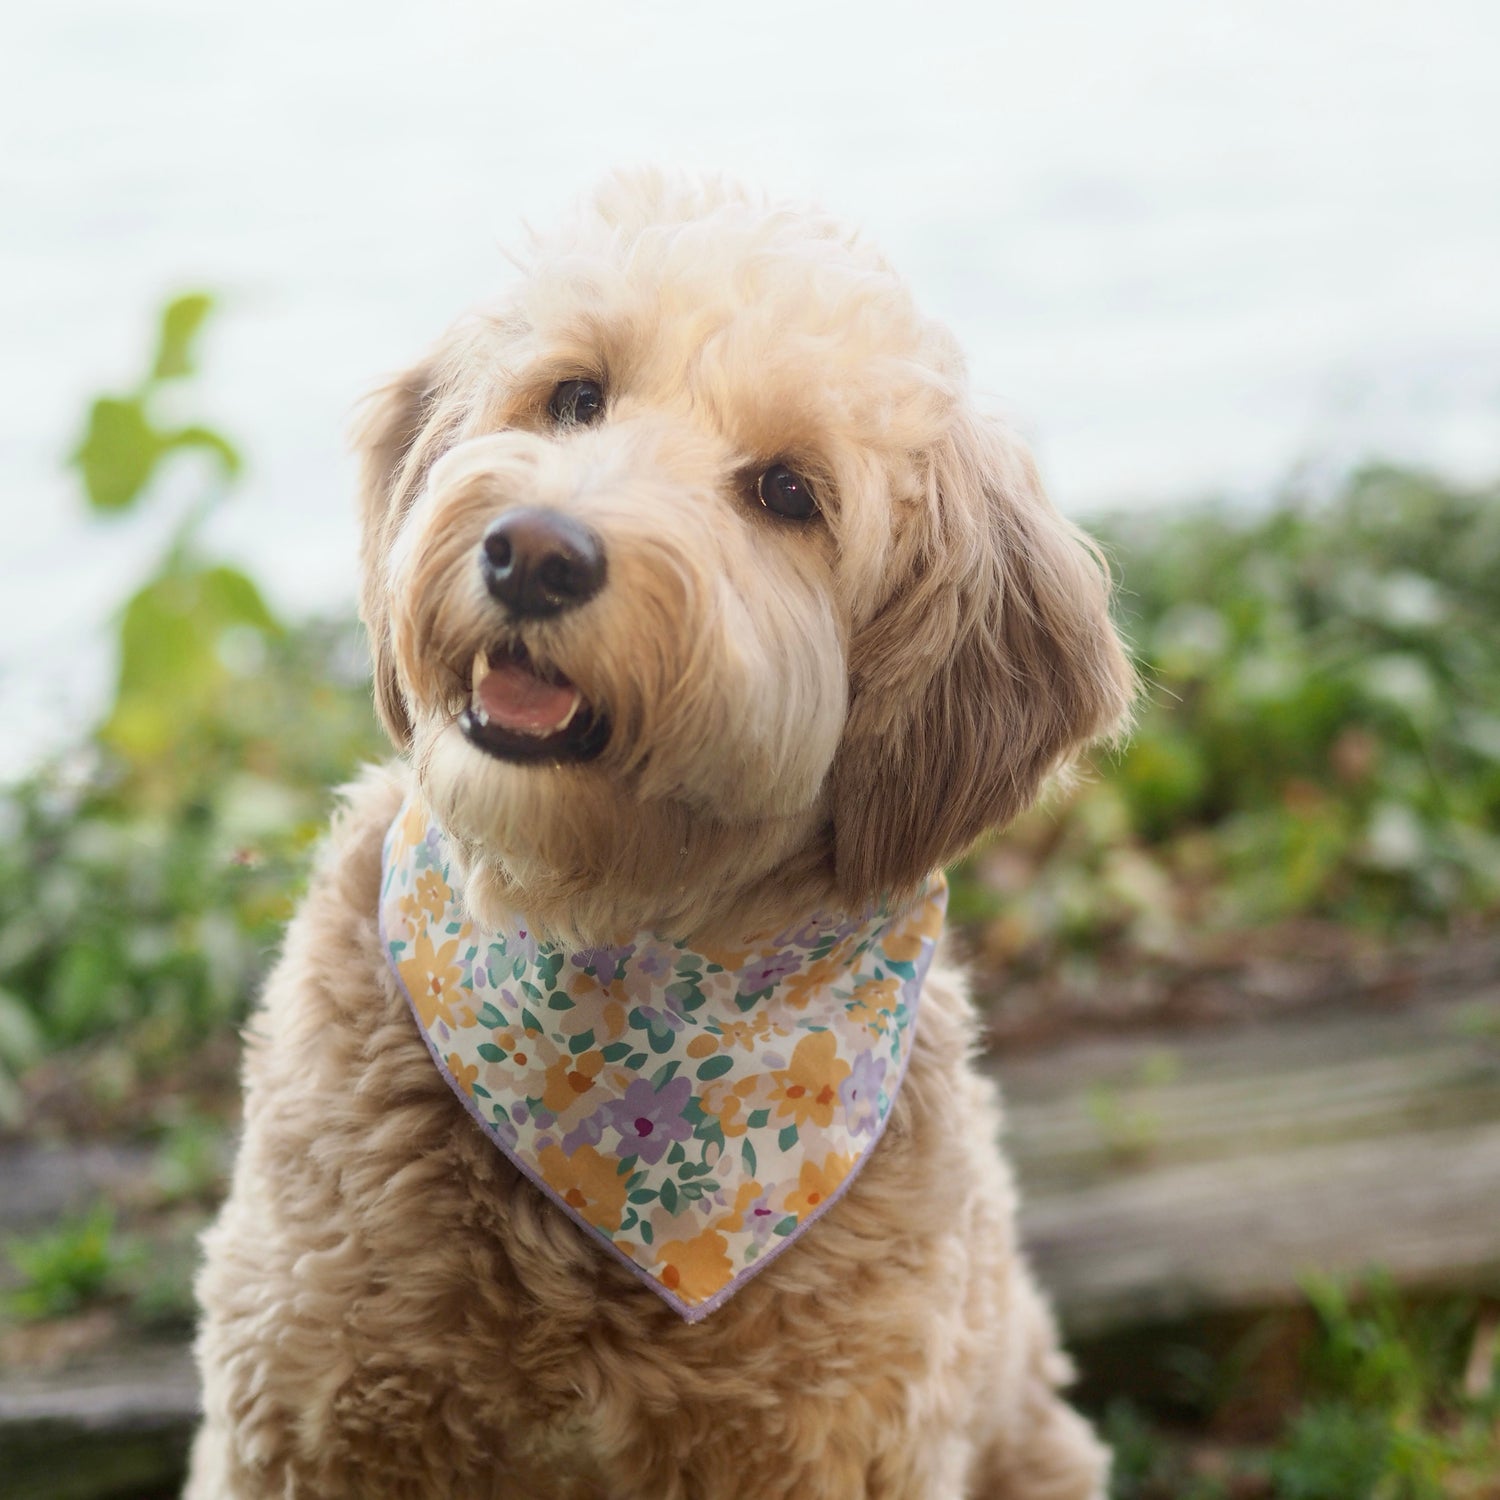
[458,644,610,764]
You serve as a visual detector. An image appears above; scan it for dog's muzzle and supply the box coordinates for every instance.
[481,508,606,619]
[459,508,611,765]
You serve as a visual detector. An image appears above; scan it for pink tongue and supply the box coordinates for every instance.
[477,661,581,734]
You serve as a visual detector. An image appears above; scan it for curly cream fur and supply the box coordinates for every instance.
[190,171,1132,1499]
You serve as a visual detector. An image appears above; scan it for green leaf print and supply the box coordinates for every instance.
[568,1029,595,1054]
[659,1179,679,1214]
[778,1125,798,1152]
[476,1043,504,1062]
[695,1055,733,1081]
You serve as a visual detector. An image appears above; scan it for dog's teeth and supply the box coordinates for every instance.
[471,650,491,698]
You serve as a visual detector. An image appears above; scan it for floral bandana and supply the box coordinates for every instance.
[379,796,947,1321]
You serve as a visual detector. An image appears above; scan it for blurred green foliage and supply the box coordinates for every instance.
[4,1205,138,1322]
[956,467,1500,980]
[0,296,384,1122]
[1106,1277,1500,1499]
[4,295,1499,1111]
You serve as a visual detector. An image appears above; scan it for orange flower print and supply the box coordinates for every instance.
[696,939,754,971]
[655,1228,734,1304]
[541,1049,604,1114]
[779,956,840,1011]
[536,1143,629,1233]
[446,1053,479,1096]
[715,1015,776,1052]
[784,1152,854,1218]
[415,869,450,923]
[700,1079,750,1138]
[770,1030,851,1130]
[845,975,900,1032]
[398,798,429,849]
[399,930,471,1029]
[882,883,945,960]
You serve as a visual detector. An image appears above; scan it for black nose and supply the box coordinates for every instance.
[480,508,607,617]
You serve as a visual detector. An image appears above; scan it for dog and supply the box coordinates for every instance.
[187,171,1134,1500]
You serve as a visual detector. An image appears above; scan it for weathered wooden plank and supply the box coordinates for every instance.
[992,987,1500,1334]
[0,1345,197,1500]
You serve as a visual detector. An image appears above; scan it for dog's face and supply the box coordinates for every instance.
[357,173,1133,941]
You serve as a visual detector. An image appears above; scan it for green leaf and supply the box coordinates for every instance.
[152,292,215,381]
[568,1029,595,1055]
[695,1055,733,1081]
[72,396,160,512]
[102,565,280,764]
[640,1221,653,1246]
[747,1109,770,1129]
[772,1215,798,1237]
[162,422,241,479]
[650,1060,680,1089]
[659,1178,679,1214]
[778,1125,798,1152]
[741,1139,757,1176]
[520,1008,543,1033]
[476,1043,503,1063]
[601,1042,631,1062]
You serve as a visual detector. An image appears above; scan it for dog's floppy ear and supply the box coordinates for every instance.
[353,362,440,749]
[831,410,1135,902]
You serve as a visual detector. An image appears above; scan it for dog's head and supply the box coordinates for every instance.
[357,172,1133,941]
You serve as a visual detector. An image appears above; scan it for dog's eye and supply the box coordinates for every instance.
[757,463,818,521]
[548,378,605,427]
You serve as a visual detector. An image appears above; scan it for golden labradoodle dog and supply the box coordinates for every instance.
[188,173,1133,1500]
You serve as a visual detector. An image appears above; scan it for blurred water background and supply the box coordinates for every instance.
[4,0,1499,775]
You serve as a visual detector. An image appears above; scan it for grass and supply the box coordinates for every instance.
[1101,1278,1500,1499]
[4,1205,139,1323]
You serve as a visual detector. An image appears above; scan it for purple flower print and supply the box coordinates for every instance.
[603,1076,694,1165]
[738,949,802,994]
[561,1105,608,1156]
[571,942,636,977]
[744,1192,780,1244]
[636,945,675,980]
[839,1049,888,1135]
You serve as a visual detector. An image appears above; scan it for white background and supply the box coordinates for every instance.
[4,0,1498,768]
